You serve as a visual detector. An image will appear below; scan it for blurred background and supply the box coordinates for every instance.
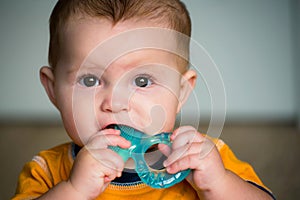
[0,0,299,199]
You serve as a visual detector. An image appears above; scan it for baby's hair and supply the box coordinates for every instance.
[49,0,191,69]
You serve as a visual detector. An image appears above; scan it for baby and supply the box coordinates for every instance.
[13,0,275,199]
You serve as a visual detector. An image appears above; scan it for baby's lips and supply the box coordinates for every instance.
[101,123,125,131]
[103,124,118,130]
[99,124,121,136]
[102,123,128,130]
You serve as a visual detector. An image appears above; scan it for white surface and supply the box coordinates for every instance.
[0,0,297,122]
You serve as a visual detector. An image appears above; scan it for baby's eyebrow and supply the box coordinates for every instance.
[65,67,79,75]
[66,64,105,75]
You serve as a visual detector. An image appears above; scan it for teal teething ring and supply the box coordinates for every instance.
[108,124,191,188]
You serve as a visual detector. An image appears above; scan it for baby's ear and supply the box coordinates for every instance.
[177,70,197,113]
[40,66,57,107]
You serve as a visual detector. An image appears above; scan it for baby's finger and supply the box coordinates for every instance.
[171,126,197,140]
[164,139,216,171]
[86,133,131,150]
[171,130,204,150]
[87,148,125,172]
[100,160,123,181]
[158,143,171,156]
[166,153,201,174]
[163,142,204,167]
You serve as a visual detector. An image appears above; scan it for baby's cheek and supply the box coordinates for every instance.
[145,104,168,133]
[137,104,177,134]
[69,90,99,145]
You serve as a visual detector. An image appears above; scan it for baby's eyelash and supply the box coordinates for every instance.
[133,73,156,88]
[77,73,101,87]
[134,73,156,82]
[77,73,96,80]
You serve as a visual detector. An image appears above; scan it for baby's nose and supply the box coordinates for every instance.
[100,86,131,113]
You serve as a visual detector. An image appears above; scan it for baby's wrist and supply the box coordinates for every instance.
[36,181,89,200]
[62,180,90,200]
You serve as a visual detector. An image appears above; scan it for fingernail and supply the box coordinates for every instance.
[163,161,168,167]
[104,176,111,182]
[166,166,172,173]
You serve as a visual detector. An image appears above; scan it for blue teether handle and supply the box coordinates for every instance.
[108,125,191,188]
[108,124,144,162]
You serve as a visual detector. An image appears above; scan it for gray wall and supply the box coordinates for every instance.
[295,0,300,128]
[0,0,58,121]
[299,0,300,129]
[0,0,298,124]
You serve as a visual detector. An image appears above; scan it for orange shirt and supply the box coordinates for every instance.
[13,139,273,200]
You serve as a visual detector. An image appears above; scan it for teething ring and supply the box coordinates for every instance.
[109,124,191,188]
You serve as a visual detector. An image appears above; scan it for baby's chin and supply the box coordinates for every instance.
[124,158,136,170]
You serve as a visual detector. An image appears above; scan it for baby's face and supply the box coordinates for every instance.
[53,18,193,146]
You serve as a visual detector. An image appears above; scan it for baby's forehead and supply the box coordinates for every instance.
[81,49,182,74]
[64,17,186,47]
[58,18,189,73]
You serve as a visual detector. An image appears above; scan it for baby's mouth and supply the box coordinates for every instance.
[103,123,139,132]
[104,124,159,152]
[103,124,118,130]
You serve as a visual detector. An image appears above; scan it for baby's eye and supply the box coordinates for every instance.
[79,75,100,87]
[134,76,152,88]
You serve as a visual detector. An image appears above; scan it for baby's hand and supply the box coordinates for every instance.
[163,126,226,191]
[67,129,131,199]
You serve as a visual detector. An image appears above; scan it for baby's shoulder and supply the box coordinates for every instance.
[31,142,73,170]
[37,142,72,157]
